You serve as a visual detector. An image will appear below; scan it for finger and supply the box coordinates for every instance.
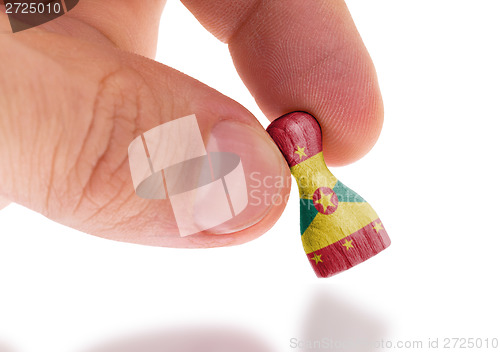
[0,30,289,248]
[181,0,384,165]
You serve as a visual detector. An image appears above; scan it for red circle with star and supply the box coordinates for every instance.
[312,187,339,215]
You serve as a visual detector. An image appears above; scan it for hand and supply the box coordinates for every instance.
[0,0,383,248]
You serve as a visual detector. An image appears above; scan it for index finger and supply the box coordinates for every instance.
[181,0,383,165]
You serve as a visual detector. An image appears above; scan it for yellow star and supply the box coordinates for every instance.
[342,239,354,250]
[373,222,384,233]
[294,146,307,159]
[315,190,334,212]
[310,253,323,265]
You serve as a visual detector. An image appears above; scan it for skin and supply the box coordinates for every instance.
[0,0,383,248]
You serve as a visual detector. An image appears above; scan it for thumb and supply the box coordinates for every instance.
[0,30,289,247]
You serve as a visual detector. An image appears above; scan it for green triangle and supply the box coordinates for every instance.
[333,180,365,203]
[300,198,318,235]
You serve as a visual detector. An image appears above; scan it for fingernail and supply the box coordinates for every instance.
[192,120,289,235]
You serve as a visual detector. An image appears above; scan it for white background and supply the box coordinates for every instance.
[1,1,499,351]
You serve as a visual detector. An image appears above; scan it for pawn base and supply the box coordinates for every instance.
[305,219,391,278]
